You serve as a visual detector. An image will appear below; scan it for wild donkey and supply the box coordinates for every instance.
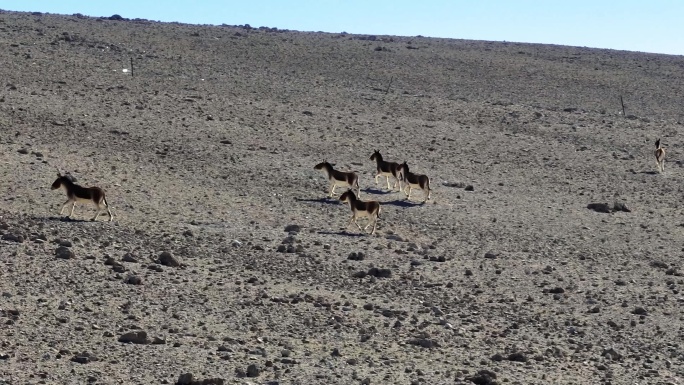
[314,161,361,198]
[655,138,666,173]
[51,171,113,221]
[397,161,431,202]
[369,150,402,191]
[339,189,380,235]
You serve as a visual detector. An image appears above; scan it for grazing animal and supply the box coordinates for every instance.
[51,172,113,221]
[397,161,431,202]
[655,138,666,173]
[339,189,380,235]
[314,161,361,198]
[369,150,402,191]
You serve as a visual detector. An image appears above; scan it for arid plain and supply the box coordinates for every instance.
[1,10,684,385]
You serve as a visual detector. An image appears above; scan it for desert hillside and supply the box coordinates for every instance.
[1,9,684,385]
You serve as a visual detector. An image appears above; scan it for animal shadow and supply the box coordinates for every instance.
[317,230,367,237]
[362,187,394,195]
[48,216,88,223]
[295,197,340,205]
[637,170,659,175]
[384,199,425,208]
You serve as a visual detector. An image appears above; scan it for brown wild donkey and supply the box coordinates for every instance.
[51,171,113,221]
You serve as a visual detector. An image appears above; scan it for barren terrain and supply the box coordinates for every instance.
[2,9,684,385]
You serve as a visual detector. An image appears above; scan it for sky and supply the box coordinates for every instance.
[1,0,683,56]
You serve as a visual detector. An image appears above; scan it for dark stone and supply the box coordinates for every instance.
[587,203,611,213]
[632,307,648,315]
[158,251,180,267]
[246,364,260,377]
[508,352,527,362]
[118,330,148,344]
[367,267,392,278]
[1,233,24,243]
[54,246,74,259]
[125,275,142,285]
[465,370,498,385]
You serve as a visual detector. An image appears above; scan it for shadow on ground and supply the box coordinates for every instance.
[316,230,368,237]
[295,197,340,205]
[361,187,396,195]
[383,199,425,208]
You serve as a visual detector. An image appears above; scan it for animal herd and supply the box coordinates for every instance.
[50,139,666,235]
[314,150,432,235]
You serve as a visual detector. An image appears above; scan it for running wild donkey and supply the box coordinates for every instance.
[339,189,380,235]
[314,161,361,198]
[397,161,431,202]
[51,171,113,221]
[655,138,666,173]
[369,150,402,191]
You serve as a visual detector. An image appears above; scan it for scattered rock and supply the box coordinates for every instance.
[465,369,498,385]
[353,270,368,278]
[151,336,166,344]
[613,202,631,212]
[17,148,29,154]
[57,239,73,247]
[602,347,622,361]
[632,307,648,315]
[484,251,498,259]
[284,224,301,233]
[122,252,138,262]
[1,233,24,243]
[587,203,611,213]
[442,181,466,188]
[347,252,365,261]
[177,373,194,385]
[54,246,75,259]
[508,352,527,362]
[175,374,224,385]
[125,275,142,285]
[246,364,260,377]
[407,338,438,349]
[118,330,149,344]
[158,251,181,267]
[70,351,99,364]
[367,267,391,278]
[464,185,474,191]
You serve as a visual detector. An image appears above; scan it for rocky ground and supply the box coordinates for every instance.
[1,9,684,385]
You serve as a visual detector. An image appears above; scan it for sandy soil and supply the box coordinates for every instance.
[1,9,684,385]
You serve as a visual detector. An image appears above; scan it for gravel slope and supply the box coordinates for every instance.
[1,10,684,385]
